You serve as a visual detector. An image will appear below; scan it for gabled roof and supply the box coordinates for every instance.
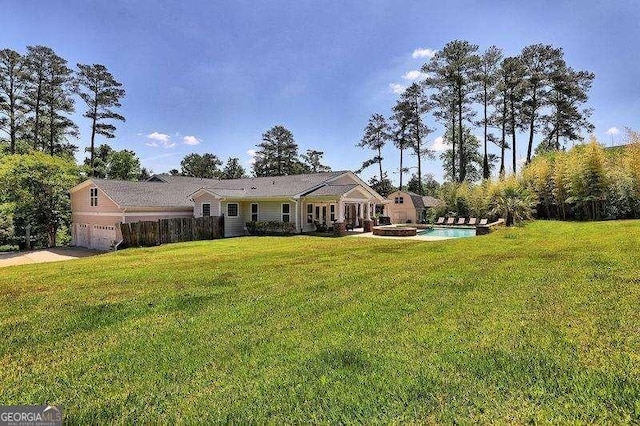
[302,184,358,197]
[89,179,197,208]
[72,171,365,209]
[185,171,349,198]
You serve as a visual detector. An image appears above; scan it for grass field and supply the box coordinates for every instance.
[1,221,639,423]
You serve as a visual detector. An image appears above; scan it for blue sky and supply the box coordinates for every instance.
[4,0,640,183]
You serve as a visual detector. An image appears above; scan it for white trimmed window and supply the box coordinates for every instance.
[90,188,98,206]
[251,203,259,222]
[282,203,290,223]
[306,204,313,223]
[227,203,239,217]
[202,203,211,217]
[330,204,336,222]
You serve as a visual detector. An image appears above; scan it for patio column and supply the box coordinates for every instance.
[363,202,374,232]
[333,199,347,236]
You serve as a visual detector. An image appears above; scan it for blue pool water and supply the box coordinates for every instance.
[417,227,476,238]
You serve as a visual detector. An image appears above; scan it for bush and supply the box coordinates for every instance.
[246,221,296,235]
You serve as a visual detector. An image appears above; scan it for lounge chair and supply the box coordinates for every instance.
[479,218,488,225]
[468,218,477,225]
[456,217,466,225]
[435,217,445,225]
[445,217,455,225]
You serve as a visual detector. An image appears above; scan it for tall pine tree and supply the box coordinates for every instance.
[75,64,125,176]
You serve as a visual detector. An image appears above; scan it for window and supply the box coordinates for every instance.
[202,203,211,217]
[282,203,290,223]
[306,204,313,224]
[394,197,399,204]
[399,196,404,204]
[227,203,239,217]
[330,204,335,222]
[90,188,98,206]
[251,203,259,222]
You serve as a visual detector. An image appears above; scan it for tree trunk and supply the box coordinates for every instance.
[48,104,55,156]
[415,103,422,195]
[451,106,456,182]
[399,145,404,190]
[377,146,383,182]
[34,77,42,150]
[526,91,537,163]
[500,94,506,176]
[510,93,517,174]
[483,84,489,179]
[458,87,465,182]
[9,72,16,154]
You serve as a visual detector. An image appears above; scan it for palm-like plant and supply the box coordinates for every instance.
[490,180,537,226]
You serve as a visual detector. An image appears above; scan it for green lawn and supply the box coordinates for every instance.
[1,221,639,423]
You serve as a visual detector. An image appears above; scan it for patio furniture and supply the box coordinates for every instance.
[445,217,455,225]
[468,218,477,225]
[435,217,445,225]
[479,218,488,225]
[456,217,466,225]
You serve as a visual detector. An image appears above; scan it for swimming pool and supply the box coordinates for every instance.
[417,227,476,238]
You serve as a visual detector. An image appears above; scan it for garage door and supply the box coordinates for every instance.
[75,224,90,248]
[91,225,116,251]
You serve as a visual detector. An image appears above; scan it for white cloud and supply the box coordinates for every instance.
[412,48,436,59]
[145,132,175,148]
[605,127,620,136]
[402,70,428,81]
[431,136,447,152]
[389,83,406,94]
[183,135,201,145]
[246,149,257,165]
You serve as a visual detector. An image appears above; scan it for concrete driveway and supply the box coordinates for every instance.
[0,247,102,268]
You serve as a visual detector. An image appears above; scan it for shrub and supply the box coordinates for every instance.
[246,221,296,236]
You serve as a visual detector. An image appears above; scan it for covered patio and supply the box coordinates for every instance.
[299,184,384,235]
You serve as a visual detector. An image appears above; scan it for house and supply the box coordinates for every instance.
[385,190,443,224]
[69,171,385,250]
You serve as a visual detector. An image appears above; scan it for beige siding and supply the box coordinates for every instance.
[193,193,221,217]
[385,190,419,224]
[71,184,121,214]
[71,185,124,249]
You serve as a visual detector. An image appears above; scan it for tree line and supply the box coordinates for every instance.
[432,131,640,225]
[0,45,126,176]
[357,40,594,195]
[168,125,331,179]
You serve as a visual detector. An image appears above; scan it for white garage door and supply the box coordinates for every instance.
[75,224,90,248]
[91,225,116,251]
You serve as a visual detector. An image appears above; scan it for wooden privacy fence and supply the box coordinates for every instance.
[119,216,224,248]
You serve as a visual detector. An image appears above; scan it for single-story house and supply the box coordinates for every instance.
[385,190,443,224]
[69,171,385,250]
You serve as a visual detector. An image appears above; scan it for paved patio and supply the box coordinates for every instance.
[0,247,101,268]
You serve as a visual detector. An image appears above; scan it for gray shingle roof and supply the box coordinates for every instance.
[422,195,443,208]
[303,184,358,197]
[181,171,349,198]
[91,179,198,208]
[89,171,350,208]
